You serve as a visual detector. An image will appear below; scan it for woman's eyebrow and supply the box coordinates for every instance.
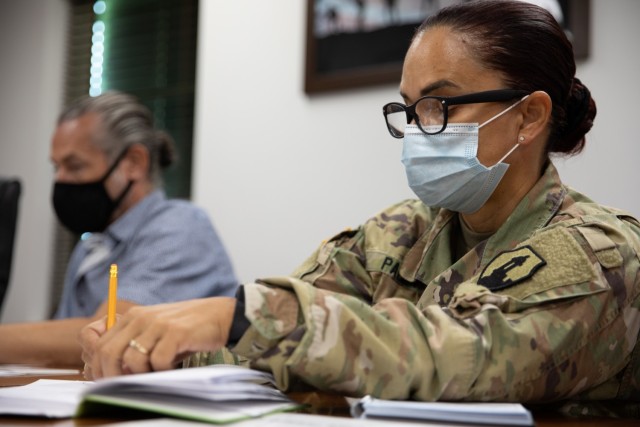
[400,80,460,102]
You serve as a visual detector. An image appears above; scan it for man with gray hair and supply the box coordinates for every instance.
[0,91,237,367]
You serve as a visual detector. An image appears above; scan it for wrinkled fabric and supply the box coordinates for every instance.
[228,162,640,411]
[55,190,238,318]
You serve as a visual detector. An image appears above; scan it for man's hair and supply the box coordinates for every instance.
[58,91,175,185]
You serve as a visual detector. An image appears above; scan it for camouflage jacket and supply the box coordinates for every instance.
[231,162,640,409]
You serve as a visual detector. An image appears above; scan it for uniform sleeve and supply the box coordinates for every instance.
[231,216,640,402]
[116,206,238,304]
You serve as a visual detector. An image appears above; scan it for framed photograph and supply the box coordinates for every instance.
[304,0,590,94]
[558,0,590,60]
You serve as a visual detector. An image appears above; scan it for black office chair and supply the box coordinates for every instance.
[0,177,21,316]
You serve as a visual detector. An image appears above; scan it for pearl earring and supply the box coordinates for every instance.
[519,136,525,142]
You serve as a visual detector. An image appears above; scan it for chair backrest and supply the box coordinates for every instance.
[0,177,21,315]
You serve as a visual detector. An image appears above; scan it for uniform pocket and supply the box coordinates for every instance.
[450,227,608,319]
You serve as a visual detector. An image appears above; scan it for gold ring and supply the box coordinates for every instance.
[128,339,149,355]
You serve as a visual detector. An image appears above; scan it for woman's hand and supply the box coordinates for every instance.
[79,297,236,379]
[79,315,108,380]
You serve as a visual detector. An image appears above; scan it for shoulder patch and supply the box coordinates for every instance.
[478,245,546,291]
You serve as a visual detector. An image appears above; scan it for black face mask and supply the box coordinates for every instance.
[52,149,133,234]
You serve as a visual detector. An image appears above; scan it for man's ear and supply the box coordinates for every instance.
[123,143,150,180]
[518,91,552,145]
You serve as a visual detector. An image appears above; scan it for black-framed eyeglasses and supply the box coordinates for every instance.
[382,89,529,138]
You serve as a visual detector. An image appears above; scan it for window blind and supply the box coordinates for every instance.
[50,0,199,315]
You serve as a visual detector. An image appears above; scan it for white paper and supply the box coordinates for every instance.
[351,395,534,426]
[76,366,298,423]
[0,379,91,418]
[0,366,293,421]
[105,419,212,427]
[85,365,289,402]
[106,413,458,427]
[235,412,463,426]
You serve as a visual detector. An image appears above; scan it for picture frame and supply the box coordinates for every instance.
[304,0,590,95]
[559,0,590,60]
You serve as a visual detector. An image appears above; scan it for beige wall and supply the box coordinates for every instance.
[0,0,67,322]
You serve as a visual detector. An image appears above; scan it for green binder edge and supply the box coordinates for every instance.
[74,394,303,425]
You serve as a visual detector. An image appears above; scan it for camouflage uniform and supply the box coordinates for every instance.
[230,163,640,411]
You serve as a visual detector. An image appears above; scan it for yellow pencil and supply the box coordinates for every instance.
[107,264,118,330]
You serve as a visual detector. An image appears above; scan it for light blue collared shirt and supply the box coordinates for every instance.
[54,190,237,318]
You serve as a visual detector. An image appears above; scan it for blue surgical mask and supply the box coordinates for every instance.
[401,99,526,214]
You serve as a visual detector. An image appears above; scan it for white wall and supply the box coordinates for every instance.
[1,1,639,322]
[192,0,413,284]
[193,0,640,285]
[553,1,640,210]
[0,0,67,322]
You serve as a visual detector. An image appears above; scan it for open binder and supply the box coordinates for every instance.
[0,365,300,423]
[75,365,301,423]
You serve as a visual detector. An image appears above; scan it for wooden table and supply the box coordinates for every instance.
[1,373,639,426]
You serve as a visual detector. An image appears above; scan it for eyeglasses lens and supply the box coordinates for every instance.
[384,98,446,137]
[384,104,407,138]
[415,98,445,132]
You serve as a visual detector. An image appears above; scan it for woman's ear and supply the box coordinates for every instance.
[123,144,150,180]
[518,90,552,145]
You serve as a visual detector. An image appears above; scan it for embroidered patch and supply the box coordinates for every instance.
[478,245,547,291]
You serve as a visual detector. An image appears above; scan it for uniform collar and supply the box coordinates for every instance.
[479,162,567,268]
[400,162,567,284]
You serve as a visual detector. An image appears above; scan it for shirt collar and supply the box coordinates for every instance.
[105,189,166,244]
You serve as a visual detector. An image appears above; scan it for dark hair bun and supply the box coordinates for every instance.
[554,78,596,155]
[156,130,176,169]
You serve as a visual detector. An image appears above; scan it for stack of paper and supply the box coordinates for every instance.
[0,379,92,417]
[76,365,300,423]
[351,395,534,426]
[0,365,299,423]
[0,366,536,426]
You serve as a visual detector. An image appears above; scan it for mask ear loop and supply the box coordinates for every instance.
[478,95,530,166]
[111,180,134,209]
[99,146,133,183]
[496,139,521,165]
[479,95,530,129]
[101,146,135,209]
